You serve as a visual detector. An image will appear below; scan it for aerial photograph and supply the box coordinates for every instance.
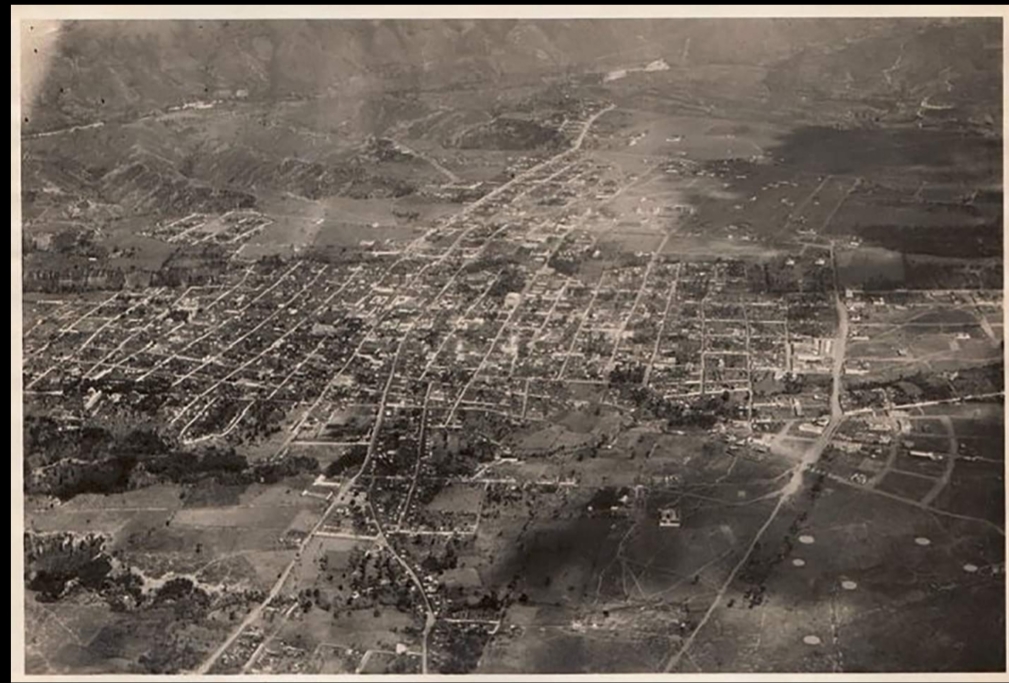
[16,12,1006,676]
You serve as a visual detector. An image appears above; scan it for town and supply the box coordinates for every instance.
[21,15,1005,677]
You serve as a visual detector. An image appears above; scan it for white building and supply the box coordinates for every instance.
[659,507,681,528]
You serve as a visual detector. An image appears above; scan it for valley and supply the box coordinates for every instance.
[18,15,1005,677]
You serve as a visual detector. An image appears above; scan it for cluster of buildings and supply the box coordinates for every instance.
[146,209,272,248]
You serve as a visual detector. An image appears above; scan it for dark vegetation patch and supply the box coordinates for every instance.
[900,256,1003,290]
[324,445,368,477]
[25,530,266,638]
[492,516,619,604]
[430,622,496,674]
[841,252,1003,291]
[487,266,527,299]
[616,384,744,430]
[679,123,1002,254]
[24,416,319,501]
[771,126,1001,177]
[151,243,232,288]
[846,362,1004,410]
[853,221,1003,259]
[455,117,564,152]
[24,532,213,614]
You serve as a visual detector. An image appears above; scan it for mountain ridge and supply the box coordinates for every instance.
[22,18,999,134]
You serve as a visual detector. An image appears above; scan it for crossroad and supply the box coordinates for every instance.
[192,103,618,675]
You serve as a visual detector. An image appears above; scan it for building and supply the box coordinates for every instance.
[310,322,339,336]
[659,507,681,528]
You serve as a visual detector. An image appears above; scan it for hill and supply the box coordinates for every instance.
[22,18,1000,134]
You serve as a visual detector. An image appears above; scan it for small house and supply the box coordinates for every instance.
[659,507,681,528]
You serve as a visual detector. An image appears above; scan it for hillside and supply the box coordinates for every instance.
[764,19,1002,124]
[22,18,999,134]
[18,17,1002,258]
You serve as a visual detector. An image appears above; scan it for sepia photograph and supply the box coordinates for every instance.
[13,6,1007,678]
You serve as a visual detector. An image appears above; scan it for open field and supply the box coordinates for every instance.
[666,478,1005,673]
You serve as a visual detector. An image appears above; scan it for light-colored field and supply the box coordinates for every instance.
[281,606,416,658]
[479,623,669,674]
[113,523,284,556]
[597,232,664,253]
[238,480,322,507]
[239,194,325,257]
[284,536,371,595]
[26,507,150,535]
[284,508,323,537]
[661,234,781,260]
[25,600,114,662]
[173,505,303,529]
[593,109,783,163]
[313,222,419,248]
[244,549,300,589]
[426,483,485,514]
[515,424,567,453]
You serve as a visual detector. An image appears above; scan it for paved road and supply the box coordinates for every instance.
[195,103,618,675]
[663,245,850,673]
[780,281,849,501]
[198,329,408,675]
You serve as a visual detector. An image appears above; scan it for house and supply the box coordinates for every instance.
[659,507,681,528]
[909,450,943,462]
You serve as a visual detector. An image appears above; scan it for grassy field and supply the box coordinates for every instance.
[479,618,670,673]
[875,471,936,502]
[589,106,1003,256]
[930,460,1005,525]
[461,428,802,673]
[672,482,1005,673]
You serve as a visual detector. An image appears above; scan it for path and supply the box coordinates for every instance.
[663,243,849,672]
[918,415,958,507]
[392,140,461,184]
[193,103,618,674]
